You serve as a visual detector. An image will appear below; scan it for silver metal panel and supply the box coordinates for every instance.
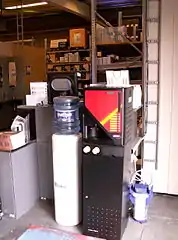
[37,141,54,199]
[35,106,53,142]
[17,105,54,199]
[0,152,15,216]
[11,142,39,219]
[0,142,39,219]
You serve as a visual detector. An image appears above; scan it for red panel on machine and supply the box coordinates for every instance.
[85,89,122,134]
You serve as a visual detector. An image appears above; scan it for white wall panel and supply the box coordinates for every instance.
[154,0,174,193]
[147,105,157,122]
[143,0,178,194]
[148,64,158,82]
[148,45,158,61]
[148,85,158,102]
[145,124,157,142]
[148,1,159,18]
[167,5,178,194]
[147,23,159,39]
[144,142,157,161]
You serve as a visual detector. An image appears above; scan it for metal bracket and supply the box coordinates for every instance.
[147,18,159,23]
[147,60,159,64]
[146,120,158,125]
[145,140,157,144]
[146,81,159,85]
[147,39,159,43]
[146,100,158,105]
[143,159,156,163]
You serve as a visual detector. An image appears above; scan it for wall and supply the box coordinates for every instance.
[153,0,178,194]
[0,43,46,102]
[13,45,46,98]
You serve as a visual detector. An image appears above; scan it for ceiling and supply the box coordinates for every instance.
[1,0,142,17]
[0,0,142,41]
[83,0,141,9]
[97,0,141,8]
[2,0,62,16]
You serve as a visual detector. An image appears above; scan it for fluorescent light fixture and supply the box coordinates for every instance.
[5,2,48,10]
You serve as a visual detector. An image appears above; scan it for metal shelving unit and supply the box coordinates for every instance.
[91,1,143,85]
[90,0,161,169]
[45,41,91,98]
[90,0,161,168]
[97,60,142,71]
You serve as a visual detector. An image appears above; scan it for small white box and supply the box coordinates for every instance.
[50,40,59,48]
[68,53,74,62]
[64,53,69,62]
[97,58,103,65]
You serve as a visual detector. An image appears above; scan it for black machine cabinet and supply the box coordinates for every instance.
[82,86,136,240]
[82,143,131,240]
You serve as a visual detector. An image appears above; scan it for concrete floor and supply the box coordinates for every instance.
[0,194,178,240]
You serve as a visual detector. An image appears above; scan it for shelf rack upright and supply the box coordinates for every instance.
[143,0,161,170]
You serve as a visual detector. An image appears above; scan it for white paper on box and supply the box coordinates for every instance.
[132,85,142,109]
[28,82,48,105]
[30,82,47,95]
[9,61,17,87]
[106,70,130,87]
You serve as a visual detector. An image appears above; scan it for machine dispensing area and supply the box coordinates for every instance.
[0,71,142,240]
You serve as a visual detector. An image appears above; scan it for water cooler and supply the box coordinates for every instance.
[52,96,82,226]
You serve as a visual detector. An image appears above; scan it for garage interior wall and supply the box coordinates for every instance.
[0,43,46,102]
[13,45,46,98]
[149,0,178,194]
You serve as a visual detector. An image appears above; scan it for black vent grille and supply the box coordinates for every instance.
[124,88,134,145]
[86,206,121,240]
[124,105,133,145]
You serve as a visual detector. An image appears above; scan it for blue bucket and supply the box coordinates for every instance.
[129,183,153,223]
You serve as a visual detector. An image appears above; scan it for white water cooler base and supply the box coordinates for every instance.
[52,133,82,227]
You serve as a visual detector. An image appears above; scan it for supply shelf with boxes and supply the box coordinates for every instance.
[90,0,161,174]
[96,10,143,79]
[93,9,144,168]
[46,28,92,99]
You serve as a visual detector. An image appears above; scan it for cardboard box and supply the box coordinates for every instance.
[50,39,59,49]
[0,131,27,151]
[70,28,86,48]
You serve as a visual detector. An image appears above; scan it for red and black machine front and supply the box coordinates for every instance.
[83,85,134,145]
[82,85,136,240]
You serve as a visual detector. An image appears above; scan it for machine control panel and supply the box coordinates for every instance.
[92,147,100,155]
[82,143,124,157]
[83,146,91,154]
[83,145,101,155]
